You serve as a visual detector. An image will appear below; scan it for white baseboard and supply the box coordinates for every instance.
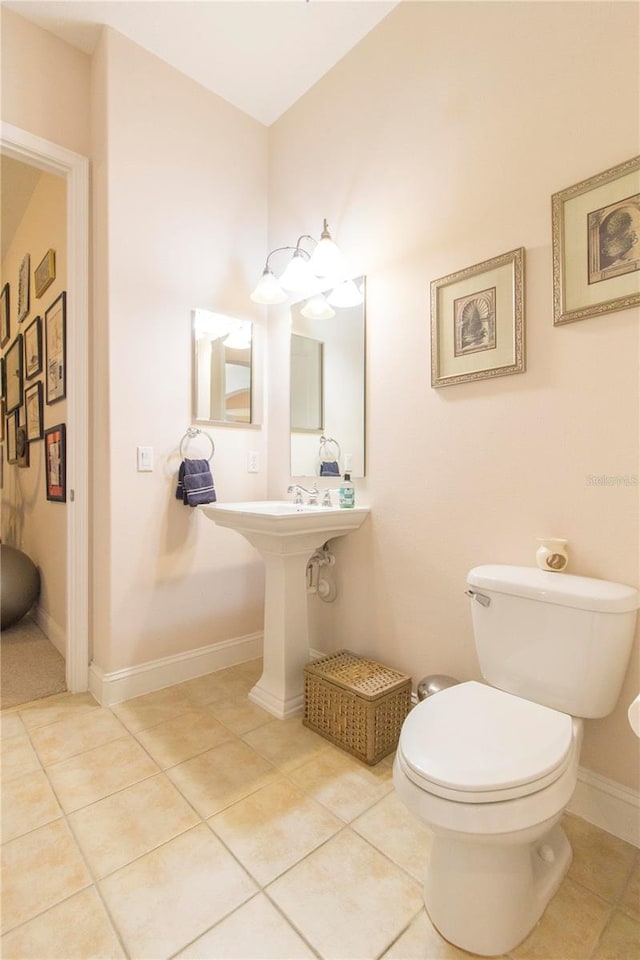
[89,631,263,707]
[34,606,66,658]
[568,766,639,848]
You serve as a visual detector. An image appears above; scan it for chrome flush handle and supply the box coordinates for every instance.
[465,589,491,607]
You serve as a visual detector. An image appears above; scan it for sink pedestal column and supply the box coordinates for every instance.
[248,546,313,719]
[202,502,370,721]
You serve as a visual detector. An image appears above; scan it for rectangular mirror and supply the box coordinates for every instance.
[192,309,253,424]
[290,277,365,478]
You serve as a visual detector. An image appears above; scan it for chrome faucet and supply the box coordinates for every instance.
[287,483,319,505]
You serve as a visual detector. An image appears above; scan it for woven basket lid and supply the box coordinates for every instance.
[305,650,410,700]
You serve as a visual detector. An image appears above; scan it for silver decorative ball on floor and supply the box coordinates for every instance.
[1,545,41,630]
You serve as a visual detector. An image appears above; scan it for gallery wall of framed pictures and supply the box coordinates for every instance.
[0,243,66,502]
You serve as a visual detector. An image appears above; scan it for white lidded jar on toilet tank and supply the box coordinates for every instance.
[466,564,639,717]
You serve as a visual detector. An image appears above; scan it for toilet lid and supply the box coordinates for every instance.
[399,681,574,802]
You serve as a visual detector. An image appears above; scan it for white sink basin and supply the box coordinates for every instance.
[203,499,370,718]
[203,500,369,539]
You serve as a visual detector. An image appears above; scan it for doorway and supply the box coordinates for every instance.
[1,121,89,695]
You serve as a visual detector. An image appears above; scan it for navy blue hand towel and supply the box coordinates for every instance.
[183,469,217,506]
[176,459,216,505]
[320,460,340,477]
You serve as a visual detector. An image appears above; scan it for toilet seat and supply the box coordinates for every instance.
[399,681,574,803]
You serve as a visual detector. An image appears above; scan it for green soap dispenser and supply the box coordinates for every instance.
[339,472,355,509]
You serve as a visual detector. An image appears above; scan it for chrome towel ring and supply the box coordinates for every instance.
[179,427,215,462]
[319,435,341,461]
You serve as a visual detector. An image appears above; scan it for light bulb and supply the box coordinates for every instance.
[309,220,344,278]
[301,295,336,320]
[327,279,363,308]
[279,251,315,293]
[250,268,287,304]
[223,322,251,349]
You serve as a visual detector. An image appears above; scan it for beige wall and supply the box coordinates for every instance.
[2,13,271,675]
[90,29,270,673]
[268,1,640,790]
[2,4,638,795]
[0,7,91,157]
[1,171,68,646]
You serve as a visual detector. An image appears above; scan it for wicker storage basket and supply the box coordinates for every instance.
[303,650,412,764]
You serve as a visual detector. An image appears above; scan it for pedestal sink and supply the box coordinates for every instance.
[202,501,370,718]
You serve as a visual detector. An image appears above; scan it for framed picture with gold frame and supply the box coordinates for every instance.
[430,248,525,388]
[18,253,30,323]
[552,156,640,325]
[35,249,56,299]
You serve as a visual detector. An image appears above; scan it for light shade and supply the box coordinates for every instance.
[250,268,288,304]
[279,250,315,292]
[308,220,344,278]
[327,279,364,308]
[301,294,336,320]
[223,322,252,350]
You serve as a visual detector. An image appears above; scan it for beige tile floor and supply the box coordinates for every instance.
[1,658,639,959]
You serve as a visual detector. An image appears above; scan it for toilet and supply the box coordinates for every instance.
[393,564,639,957]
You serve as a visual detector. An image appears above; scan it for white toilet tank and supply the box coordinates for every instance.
[467,565,639,718]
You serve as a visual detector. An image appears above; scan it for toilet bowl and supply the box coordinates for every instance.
[393,681,582,956]
[393,565,639,957]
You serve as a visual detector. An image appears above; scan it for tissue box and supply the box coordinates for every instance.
[303,650,412,765]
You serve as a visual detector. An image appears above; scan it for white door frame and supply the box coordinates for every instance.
[1,121,89,693]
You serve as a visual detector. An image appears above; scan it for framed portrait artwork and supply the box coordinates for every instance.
[5,334,23,414]
[25,381,44,442]
[552,156,640,325]
[16,424,29,468]
[18,254,30,323]
[35,249,56,299]
[45,291,66,404]
[0,283,9,347]
[24,315,43,380]
[6,410,18,463]
[430,248,525,388]
[45,423,66,501]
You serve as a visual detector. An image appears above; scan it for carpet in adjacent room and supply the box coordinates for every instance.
[1,617,66,708]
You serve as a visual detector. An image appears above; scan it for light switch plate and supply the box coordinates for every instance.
[137,446,154,471]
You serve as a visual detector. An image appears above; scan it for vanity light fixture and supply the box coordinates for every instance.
[250,219,361,311]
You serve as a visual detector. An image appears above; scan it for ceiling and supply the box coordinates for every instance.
[1,156,43,260]
[4,0,399,126]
